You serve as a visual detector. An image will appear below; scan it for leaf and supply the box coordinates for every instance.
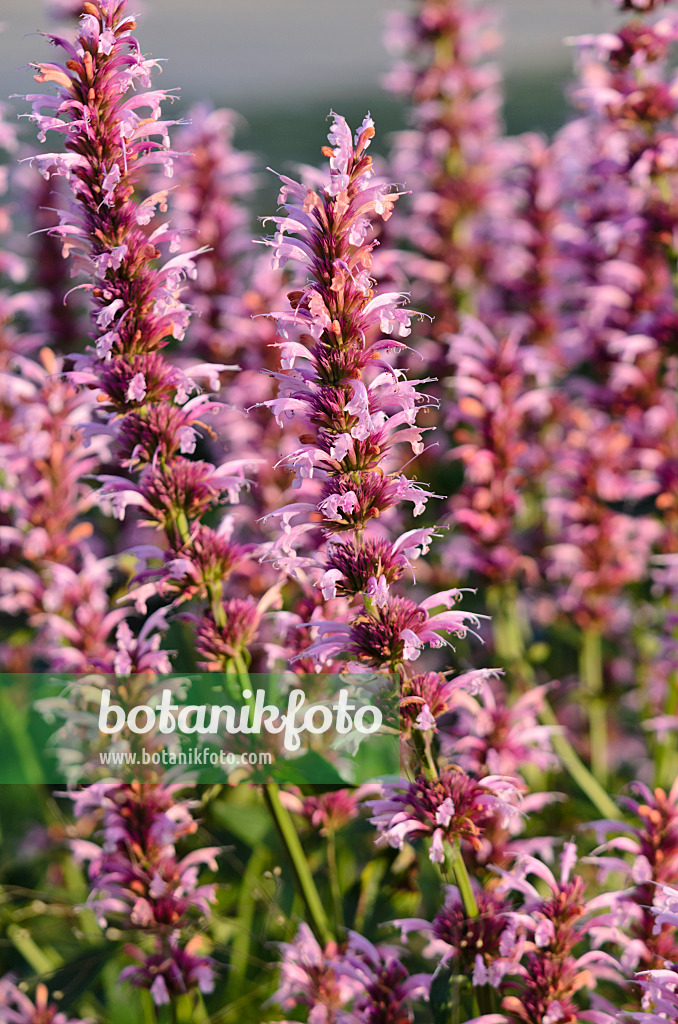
[262,750,348,787]
[430,962,457,1024]
[41,944,120,1010]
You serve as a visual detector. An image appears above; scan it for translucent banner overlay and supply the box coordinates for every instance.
[0,672,401,786]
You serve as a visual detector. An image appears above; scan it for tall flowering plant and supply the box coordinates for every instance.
[18,2,263,1010]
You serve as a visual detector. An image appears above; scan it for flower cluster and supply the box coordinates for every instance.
[70,782,217,1004]
[383,0,503,334]
[25,0,259,641]
[259,113,493,683]
[0,979,87,1024]
[369,769,522,864]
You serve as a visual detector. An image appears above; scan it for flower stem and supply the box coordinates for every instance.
[654,667,678,789]
[326,827,344,930]
[580,627,608,787]
[262,783,334,946]
[448,838,479,919]
[537,702,619,820]
[491,584,620,820]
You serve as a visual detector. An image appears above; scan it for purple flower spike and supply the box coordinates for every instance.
[260,112,483,678]
[25,0,264,647]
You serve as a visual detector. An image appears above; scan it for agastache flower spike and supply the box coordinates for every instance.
[484,843,623,1024]
[22,3,252,1009]
[70,782,217,1005]
[383,0,503,336]
[24,0,260,634]
[589,779,678,974]
[260,112,482,677]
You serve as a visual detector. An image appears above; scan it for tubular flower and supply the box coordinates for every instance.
[631,962,678,1023]
[260,111,483,674]
[24,0,259,632]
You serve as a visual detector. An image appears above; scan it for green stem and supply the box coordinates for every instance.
[538,702,619,820]
[580,628,607,787]
[263,783,333,946]
[491,585,620,820]
[326,828,344,930]
[155,1001,177,1024]
[654,668,678,789]
[448,839,478,919]
[233,652,253,700]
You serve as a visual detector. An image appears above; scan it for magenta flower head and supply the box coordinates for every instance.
[272,923,360,1024]
[70,781,217,1004]
[440,679,558,777]
[279,784,379,835]
[398,881,525,994]
[590,779,678,970]
[332,931,430,1023]
[368,769,522,864]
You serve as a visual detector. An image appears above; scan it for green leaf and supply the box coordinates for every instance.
[41,944,120,1010]
[430,962,458,1024]
[258,750,347,787]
